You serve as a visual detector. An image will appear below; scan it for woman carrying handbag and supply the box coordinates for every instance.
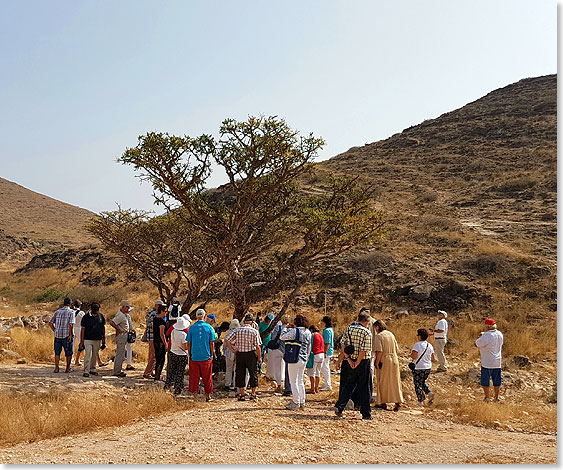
[410,328,436,406]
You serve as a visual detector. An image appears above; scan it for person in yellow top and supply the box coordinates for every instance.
[373,319,404,411]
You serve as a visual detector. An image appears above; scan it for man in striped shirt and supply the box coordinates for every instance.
[334,311,373,420]
[49,297,76,373]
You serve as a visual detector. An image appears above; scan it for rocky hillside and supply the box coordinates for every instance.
[0,177,96,264]
[294,74,556,315]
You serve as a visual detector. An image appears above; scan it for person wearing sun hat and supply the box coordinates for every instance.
[109,300,132,377]
[164,315,190,395]
[475,318,504,402]
[429,310,449,372]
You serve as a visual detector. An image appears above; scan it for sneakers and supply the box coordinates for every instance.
[333,407,343,418]
[362,415,373,420]
[415,402,424,406]
[281,391,291,397]
[427,392,435,404]
[319,386,332,391]
[90,371,98,376]
[113,372,127,378]
[435,368,447,373]
[299,403,305,410]
[286,402,300,410]
[83,372,90,377]
[125,365,135,370]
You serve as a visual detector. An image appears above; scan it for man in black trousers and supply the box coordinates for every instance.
[333,311,373,420]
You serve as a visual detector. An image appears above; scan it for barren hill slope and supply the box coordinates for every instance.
[0,177,96,263]
[321,74,556,262]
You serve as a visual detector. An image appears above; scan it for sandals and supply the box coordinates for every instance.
[238,395,247,401]
[393,404,401,412]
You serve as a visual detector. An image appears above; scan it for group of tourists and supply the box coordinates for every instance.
[48,297,505,413]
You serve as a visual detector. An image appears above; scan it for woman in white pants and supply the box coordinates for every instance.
[223,319,240,390]
[320,315,334,391]
[280,314,312,410]
[267,315,289,390]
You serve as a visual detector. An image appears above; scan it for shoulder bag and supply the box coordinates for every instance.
[408,343,429,371]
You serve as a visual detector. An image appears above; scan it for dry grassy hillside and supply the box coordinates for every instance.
[0,177,96,263]
[297,74,557,317]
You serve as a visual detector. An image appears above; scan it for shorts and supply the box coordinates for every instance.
[480,367,502,387]
[54,336,74,357]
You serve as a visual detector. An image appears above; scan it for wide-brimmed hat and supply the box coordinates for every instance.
[229,319,240,330]
[120,300,131,308]
[174,316,189,330]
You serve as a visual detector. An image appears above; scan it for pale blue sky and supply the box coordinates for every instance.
[0,0,556,214]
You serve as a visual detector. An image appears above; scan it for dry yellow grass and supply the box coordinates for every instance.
[0,388,187,445]
[432,392,556,432]
[6,328,54,362]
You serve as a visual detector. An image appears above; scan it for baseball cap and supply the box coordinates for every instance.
[266,313,275,321]
[207,313,216,322]
[155,300,165,306]
[120,300,131,308]
[195,308,206,318]
[438,310,448,318]
[244,313,254,322]
[484,318,496,325]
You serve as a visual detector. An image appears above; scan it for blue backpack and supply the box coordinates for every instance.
[283,328,302,364]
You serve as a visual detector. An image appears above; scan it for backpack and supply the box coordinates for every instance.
[170,304,180,318]
[283,328,302,364]
[267,326,281,350]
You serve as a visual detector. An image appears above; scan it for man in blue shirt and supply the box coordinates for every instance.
[186,308,216,401]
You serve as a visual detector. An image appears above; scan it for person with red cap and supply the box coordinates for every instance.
[475,318,504,401]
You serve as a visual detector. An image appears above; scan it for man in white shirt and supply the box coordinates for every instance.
[475,318,504,402]
[110,300,131,377]
[429,310,448,372]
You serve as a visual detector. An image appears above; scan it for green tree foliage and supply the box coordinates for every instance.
[107,115,385,321]
[86,209,221,311]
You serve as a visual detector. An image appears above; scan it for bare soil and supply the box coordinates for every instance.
[0,364,556,464]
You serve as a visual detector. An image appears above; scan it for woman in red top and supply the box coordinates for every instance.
[307,325,325,394]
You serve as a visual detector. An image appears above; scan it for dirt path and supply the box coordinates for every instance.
[0,364,557,464]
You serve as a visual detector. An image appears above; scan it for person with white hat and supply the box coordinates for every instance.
[109,300,132,377]
[164,314,190,395]
[143,299,165,379]
[475,318,504,402]
[429,310,448,372]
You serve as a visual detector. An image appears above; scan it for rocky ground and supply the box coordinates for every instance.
[0,363,556,464]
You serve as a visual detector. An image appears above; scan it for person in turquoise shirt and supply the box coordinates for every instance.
[186,309,216,401]
[259,313,275,374]
[320,315,334,391]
